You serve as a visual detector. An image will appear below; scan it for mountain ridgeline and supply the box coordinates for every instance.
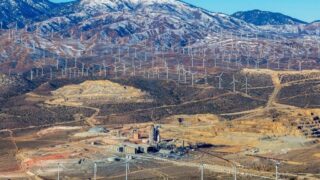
[231,9,307,26]
[0,0,262,46]
[0,0,318,48]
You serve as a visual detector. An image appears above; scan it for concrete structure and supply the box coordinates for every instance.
[123,143,156,154]
[108,145,124,153]
[108,143,157,154]
[124,144,140,154]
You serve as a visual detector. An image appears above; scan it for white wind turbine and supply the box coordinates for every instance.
[165,63,169,82]
[230,74,239,93]
[123,62,127,76]
[297,60,303,71]
[242,76,251,95]
[177,64,181,83]
[190,71,197,87]
[215,72,224,89]
[81,63,85,77]
[114,61,118,78]
[202,57,206,69]
[204,68,208,85]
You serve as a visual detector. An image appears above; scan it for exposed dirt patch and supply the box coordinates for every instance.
[46,80,153,106]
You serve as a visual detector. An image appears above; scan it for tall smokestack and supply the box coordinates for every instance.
[149,125,155,145]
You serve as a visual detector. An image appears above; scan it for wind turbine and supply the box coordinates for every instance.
[165,61,169,82]
[200,164,204,180]
[177,64,181,83]
[235,57,242,69]
[215,72,224,89]
[242,76,251,95]
[123,62,127,76]
[191,54,194,67]
[156,67,160,79]
[203,48,207,58]
[74,57,77,68]
[204,68,208,85]
[230,74,239,93]
[114,62,118,78]
[81,63,85,77]
[35,68,39,78]
[297,60,303,71]
[202,57,206,68]
[246,50,251,67]
[125,155,131,180]
[30,70,33,80]
[93,163,97,180]
[254,59,261,69]
[50,68,53,80]
[274,161,281,180]
[190,71,197,87]
[227,54,231,69]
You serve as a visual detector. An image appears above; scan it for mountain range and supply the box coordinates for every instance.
[231,9,307,26]
[0,0,319,46]
[25,0,260,46]
[0,0,318,39]
[0,0,319,74]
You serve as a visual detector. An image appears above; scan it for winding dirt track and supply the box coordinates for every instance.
[80,106,100,127]
[218,70,320,120]
[267,73,282,108]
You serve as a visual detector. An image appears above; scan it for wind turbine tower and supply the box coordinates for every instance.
[230,74,239,93]
[215,72,224,89]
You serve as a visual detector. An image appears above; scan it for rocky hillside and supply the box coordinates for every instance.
[0,73,31,99]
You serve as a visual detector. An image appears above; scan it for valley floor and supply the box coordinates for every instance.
[1,69,320,179]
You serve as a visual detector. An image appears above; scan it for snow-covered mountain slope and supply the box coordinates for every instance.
[0,0,319,76]
[0,0,318,47]
[232,10,307,26]
[304,21,320,35]
[30,0,259,46]
[78,0,183,12]
[0,0,60,28]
